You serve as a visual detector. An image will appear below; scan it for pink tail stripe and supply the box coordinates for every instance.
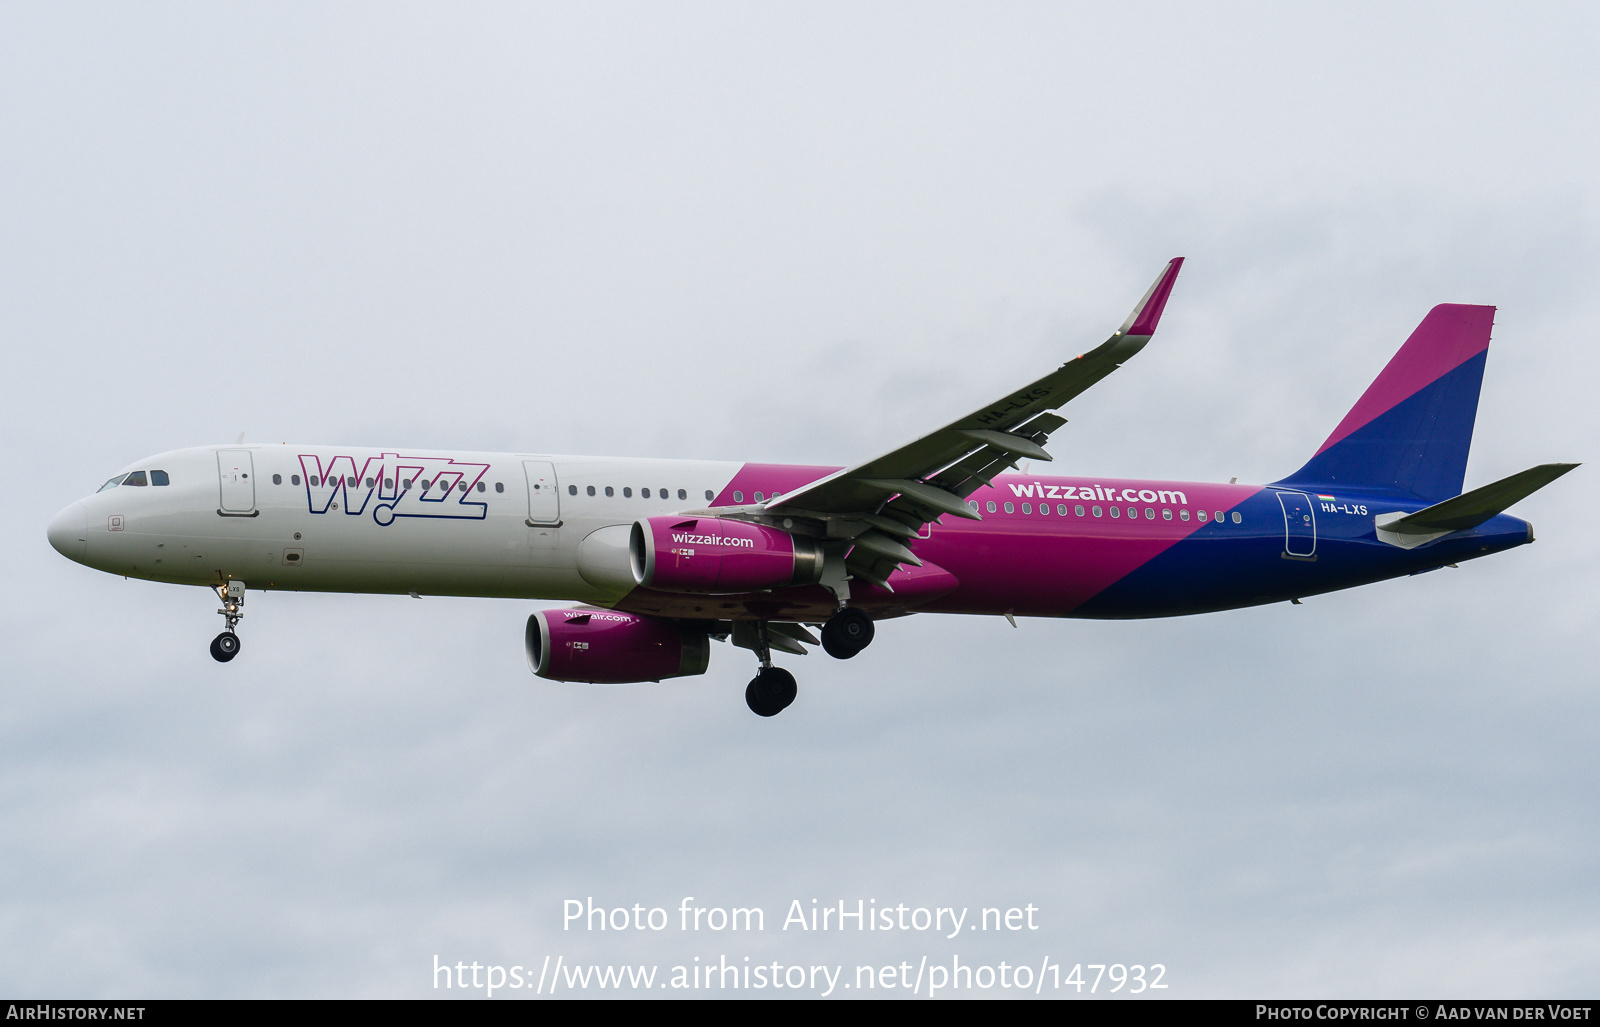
[1313,304,1494,457]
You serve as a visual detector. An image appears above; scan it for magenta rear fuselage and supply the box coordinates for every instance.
[612,464,1531,623]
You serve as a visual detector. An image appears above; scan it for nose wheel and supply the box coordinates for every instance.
[211,581,246,663]
[210,631,241,662]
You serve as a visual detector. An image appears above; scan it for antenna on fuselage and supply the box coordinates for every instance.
[233,432,245,444]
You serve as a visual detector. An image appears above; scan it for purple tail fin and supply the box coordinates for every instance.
[1276,304,1495,500]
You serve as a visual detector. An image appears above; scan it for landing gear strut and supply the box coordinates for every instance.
[743,621,797,717]
[821,606,874,660]
[211,581,245,663]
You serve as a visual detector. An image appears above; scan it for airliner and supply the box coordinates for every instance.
[47,259,1575,716]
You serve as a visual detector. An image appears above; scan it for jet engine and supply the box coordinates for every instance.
[630,516,824,593]
[526,608,710,684]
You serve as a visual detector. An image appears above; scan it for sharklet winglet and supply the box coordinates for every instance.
[1118,257,1184,337]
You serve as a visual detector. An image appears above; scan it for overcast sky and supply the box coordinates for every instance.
[3,2,1598,998]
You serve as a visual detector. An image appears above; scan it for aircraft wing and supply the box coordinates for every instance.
[760,257,1185,590]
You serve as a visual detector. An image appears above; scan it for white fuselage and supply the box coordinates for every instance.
[50,444,751,602]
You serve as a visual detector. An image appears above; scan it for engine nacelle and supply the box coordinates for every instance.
[526,608,710,684]
[630,516,824,593]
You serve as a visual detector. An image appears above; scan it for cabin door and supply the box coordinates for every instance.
[217,450,256,514]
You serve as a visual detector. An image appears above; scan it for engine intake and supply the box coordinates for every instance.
[630,516,824,594]
[526,608,710,684]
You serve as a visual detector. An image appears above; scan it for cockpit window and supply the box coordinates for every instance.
[123,471,148,487]
[97,474,127,492]
[151,470,170,486]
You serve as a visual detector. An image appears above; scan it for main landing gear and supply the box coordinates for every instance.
[742,608,876,716]
[746,666,797,718]
[821,606,874,660]
[210,581,245,663]
[743,621,798,718]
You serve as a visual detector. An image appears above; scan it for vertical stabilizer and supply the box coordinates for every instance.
[1276,304,1495,500]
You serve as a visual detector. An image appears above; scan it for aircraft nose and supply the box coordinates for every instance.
[48,501,88,562]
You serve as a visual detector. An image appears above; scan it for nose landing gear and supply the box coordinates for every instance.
[210,581,245,663]
[210,631,241,662]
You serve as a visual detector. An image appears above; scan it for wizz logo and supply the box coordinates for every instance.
[298,453,491,526]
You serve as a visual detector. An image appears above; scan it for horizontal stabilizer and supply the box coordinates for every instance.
[1375,462,1577,547]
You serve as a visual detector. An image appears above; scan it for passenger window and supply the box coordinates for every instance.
[642,488,652,498]
[1128,507,1137,519]
[1163,509,1173,520]
[1180,509,1190,521]
[625,488,633,498]
[272,474,282,485]
[1039,504,1049,516]
[459,482,467,492]
[587,486,596,496]
[754,492,763,502]
[986,501,997,513]
[385,479,394,489]
[310,476,320,486]
[1003,502,1014,514]
[97,474,127,492]
[292,475,301,486]
[1091,505,1102,517]
[1231,511,1242,524]
[704,490,713,501]
[367,477,375,488]
[1110,506,1120,518]
[495,482,504,493]
[968,501,979,512]
[1020,503,1031,514]
[124,471,148,486]
[1145,508,1155,519]
[678,489,687,500]
[659,488,668,499]
[403,479,413,489]
[1197,510,1207,522]
[1058,504,1069,516]
[568,485,577,496]
[1074,505,1084,516]
[151,470,170,486]
[1214,511,1223,522]
[477,482,486,492]
[732,491,741,502]
[606,487,614,497]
